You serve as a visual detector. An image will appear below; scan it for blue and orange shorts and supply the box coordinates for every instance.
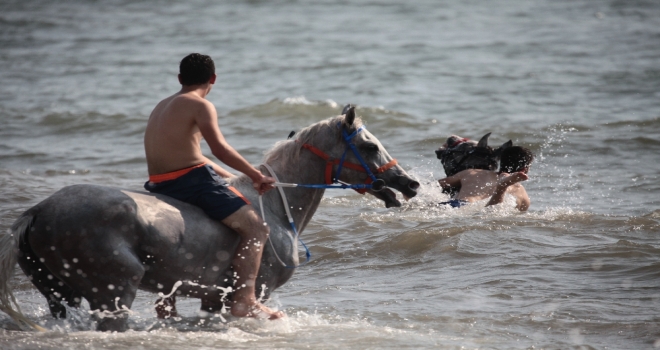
[144,164,250,221]
[439,199,468,208]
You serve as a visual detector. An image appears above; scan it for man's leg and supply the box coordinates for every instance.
[221,205,284,320]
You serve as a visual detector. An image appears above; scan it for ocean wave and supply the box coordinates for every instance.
[38,111,143,133]
[226,97,419,127]
[604,116,660,129]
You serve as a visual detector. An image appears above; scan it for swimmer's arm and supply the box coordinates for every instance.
[514,186,530,212]
[485,183,509,208]
[486,172,529,211]
[438,175,461,190]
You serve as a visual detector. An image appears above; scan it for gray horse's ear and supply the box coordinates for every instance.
[477,132,491,148]
[342,104,355,126]
[342,104,353,115]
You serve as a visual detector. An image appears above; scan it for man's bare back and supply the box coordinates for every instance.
[145,92,218,175]
[438,169,530,211]
[143,53,281,320]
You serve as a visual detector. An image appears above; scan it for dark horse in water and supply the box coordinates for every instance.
[435,132,512,177]
[0,109,419,332]
[434,132,512,196]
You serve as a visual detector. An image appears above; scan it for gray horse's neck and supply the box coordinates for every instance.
[260,139,329,232]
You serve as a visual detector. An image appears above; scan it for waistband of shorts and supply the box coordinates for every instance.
[148,163,206,184]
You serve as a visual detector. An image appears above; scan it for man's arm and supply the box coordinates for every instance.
[513,186,530,212]
[486,172,529,211]
[195,101,274,194]
[202,156,236,178]
[438,175,461,191]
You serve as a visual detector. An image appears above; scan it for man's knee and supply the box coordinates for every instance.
[223,206,269,240]
[255,223,270,241]
[249,211,270,239]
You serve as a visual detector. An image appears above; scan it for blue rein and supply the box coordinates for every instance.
[335,125,379,185]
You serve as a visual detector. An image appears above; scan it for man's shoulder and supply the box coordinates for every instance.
[170,93,212,108]
[166,94,216,120]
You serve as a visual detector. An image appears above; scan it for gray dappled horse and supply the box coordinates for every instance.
[0,109,419,332]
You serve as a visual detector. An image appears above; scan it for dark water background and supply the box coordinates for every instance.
[1,0,659,349]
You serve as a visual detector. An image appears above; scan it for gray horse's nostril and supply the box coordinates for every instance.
[371,179,386,191]
[409,181,420,190]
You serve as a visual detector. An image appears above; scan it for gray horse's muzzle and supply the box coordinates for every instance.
[371,174,419,208]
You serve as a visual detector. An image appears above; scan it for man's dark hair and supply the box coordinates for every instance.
[179,53,215,86]
[499,146,534,173]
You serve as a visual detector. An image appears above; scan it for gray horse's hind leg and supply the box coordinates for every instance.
[71,247,145,332]
[32,243,146,332]
[17,235,82,319]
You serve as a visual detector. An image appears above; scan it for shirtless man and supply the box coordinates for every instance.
[437,146,534,211]
[143,53,283,319]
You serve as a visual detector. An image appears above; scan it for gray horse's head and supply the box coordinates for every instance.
[341,105,419,207]
[293,104,419,208]
[435,133,512,176]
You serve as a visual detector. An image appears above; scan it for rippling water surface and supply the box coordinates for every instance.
[1,0,659,349]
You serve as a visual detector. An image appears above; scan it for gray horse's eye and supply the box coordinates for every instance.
[361,143,379,153]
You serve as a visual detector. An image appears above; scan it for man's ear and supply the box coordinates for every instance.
[178,74,183,85]
[209,74,217,84]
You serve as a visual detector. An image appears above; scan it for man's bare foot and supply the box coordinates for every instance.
[155,296,178,319]
[231,301,285,320]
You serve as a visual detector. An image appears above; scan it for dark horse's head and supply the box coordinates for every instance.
[435,133,512,177]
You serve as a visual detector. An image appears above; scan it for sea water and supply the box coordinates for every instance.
[1,0,659,349]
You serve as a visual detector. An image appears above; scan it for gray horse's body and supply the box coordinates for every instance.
[16,181,296,319]
[1,112,419,331]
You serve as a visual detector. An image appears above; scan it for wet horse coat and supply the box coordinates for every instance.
[435,132,512,177]
[435,133,512,197]
[0,111,419,331]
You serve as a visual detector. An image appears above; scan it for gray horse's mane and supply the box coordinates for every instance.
[263,115,364,165]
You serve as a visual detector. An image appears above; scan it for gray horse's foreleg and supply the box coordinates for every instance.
[200,298,229,314]
[155,296,178,319]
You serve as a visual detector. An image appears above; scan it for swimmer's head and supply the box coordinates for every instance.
[179,53,215,86]
[499,146,534,173]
